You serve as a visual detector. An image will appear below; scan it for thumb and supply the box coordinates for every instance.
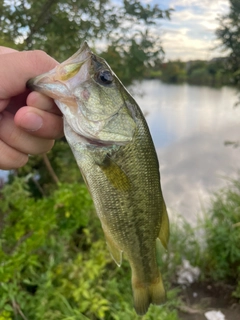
[0,50,58,101]
[0,46,17,54]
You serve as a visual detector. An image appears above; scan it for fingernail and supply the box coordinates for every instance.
[21,112,43,131]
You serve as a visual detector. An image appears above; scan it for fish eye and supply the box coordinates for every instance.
[97,70,113,85]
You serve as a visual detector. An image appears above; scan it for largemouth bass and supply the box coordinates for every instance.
[27,42,169,315]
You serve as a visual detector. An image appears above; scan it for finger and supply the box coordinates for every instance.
[0,140,28,170]
[6,91,30,115]
[26,91,62,115]
[0,47,18,54]
[15,106,64,139]
[0,111,54,155]
[0,50,58,101]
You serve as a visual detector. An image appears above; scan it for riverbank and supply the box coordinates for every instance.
[178,281,240,320]
[146,59,234,87]
[157,176,240,320]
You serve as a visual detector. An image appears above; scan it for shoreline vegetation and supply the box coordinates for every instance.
[0,166,240,319]
[145,58,235,87]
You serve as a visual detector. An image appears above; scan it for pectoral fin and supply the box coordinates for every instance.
[158,202,169,250]
[103,230,123,267]
[100,156,130,192]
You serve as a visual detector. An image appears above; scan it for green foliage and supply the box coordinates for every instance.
[0,0,172,85]
[159,61,187,83]
[0,178,92,319]
[187,59,231,86]
[202,177,240,298]
[101,31,165,85]
[0,177,180,319]
[15,140,81,197]
[157,59,231,86]
[154,216,202,289]
[216,0,240,87]
[7,162,240,318]
[188,67,211,85]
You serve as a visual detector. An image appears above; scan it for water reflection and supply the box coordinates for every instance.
[134,80,240,224]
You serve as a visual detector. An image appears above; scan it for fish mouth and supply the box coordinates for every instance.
[27,41,92,100]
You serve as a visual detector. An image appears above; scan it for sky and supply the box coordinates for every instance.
[145,0,230,61]
[11,0,231,62]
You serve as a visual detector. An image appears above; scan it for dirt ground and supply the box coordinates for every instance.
[177,282,240,320]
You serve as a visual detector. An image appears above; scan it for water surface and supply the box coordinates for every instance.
[134,80,240,225]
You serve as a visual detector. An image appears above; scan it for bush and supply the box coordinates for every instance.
[188,68,212,85]
[202,178,240,298]
[160,217,202,282]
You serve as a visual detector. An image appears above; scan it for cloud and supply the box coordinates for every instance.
[158,0,230,60]
[158,124,240,225]
[170,0,228,12]
[135,79,240,225]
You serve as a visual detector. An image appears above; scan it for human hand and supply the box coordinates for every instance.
[0,47,63,170]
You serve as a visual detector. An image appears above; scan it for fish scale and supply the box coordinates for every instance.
[27,41,170,315]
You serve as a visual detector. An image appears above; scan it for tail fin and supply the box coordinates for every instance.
[132,273,166,315]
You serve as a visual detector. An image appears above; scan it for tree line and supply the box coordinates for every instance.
[148,58,232,86]
[148,0,240,87]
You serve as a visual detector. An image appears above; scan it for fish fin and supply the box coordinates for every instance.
[156,238,164,266]
[103,230,123,267]
[132,272,166,315]
[149,273,166,305]
[158,202,170,250]
[100,156,130,192]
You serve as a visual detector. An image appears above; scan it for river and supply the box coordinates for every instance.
[133,80,240,225]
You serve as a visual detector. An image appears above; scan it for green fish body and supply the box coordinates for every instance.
[27,42,169,315]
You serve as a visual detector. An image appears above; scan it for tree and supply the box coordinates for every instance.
[0,0,171,84]
[160,60,187,83]
[216,0,240,86]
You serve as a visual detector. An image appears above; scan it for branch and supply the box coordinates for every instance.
[25,0,57,47]
[31,175,45,197]
[42,153,60,184]
[12,300,29,320]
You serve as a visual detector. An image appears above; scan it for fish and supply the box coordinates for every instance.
[27,42,170,315]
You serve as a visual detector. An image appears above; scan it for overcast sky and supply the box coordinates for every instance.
[146,0,230,61]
